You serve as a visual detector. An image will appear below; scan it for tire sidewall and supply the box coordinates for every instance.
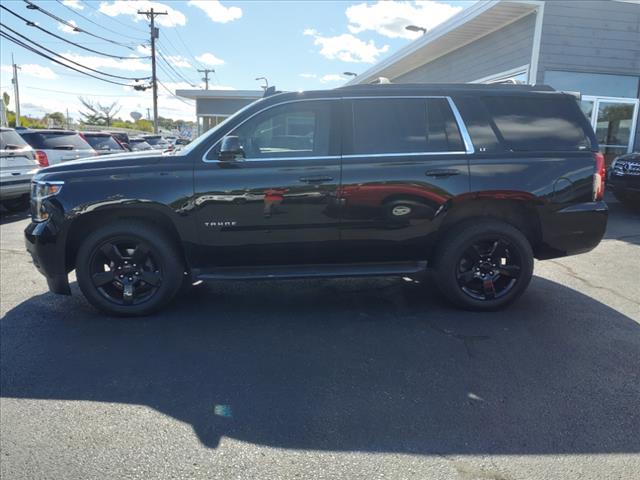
[76,221,183,316]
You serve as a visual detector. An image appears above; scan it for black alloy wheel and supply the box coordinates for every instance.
[455,238,521,301]
[76,221,183,316]
[434,220,534,310]
[89,238,162,306]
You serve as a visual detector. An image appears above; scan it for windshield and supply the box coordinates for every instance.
[145,137,168,146]
[0,129,30,150]
[130,140,152,150]
[84,135,124,152]
[175,97,265,156]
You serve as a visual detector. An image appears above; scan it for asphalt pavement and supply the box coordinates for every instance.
[1,197,639,480]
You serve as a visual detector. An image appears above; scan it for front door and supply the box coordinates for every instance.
[193,99,342,267]
[338,96,471,262]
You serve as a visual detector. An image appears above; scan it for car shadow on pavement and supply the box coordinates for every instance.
[1,276,639,455]
[603,197,640,245]
[0,209,29,226]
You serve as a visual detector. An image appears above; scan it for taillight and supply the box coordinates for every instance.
[35,150,49,167]
[593,152,605,201]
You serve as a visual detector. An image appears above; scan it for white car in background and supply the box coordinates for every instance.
[0,127,39,212]
[17,129,96,166]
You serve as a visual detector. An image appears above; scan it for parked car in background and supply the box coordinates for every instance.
[129,138,154,151]
[608,152,639,209]
[25,84,608,316]
[80,132,127,156]
[0,127,39,212]
[142,135,173,151]
[18,129,95,166]
[110,132,131,151]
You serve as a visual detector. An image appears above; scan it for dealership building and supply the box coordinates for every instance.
[347,0,640,162]
[178,0,639,161]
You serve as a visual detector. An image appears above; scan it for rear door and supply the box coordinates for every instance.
[338,96,472,262]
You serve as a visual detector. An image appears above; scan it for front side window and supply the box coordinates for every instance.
[213,101,333,160]
[348,98,465,155]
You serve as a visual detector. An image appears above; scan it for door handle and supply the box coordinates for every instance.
[298,175,334,183]
[425,169,461,178]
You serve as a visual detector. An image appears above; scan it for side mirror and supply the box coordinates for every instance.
[219,135,245,161]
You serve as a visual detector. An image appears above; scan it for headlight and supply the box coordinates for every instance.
[31,180,64,222]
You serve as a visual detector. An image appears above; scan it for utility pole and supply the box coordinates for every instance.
[11,54,21,127]
[146,107,151,120]
[137,8,167,134]
[198,69,214,90]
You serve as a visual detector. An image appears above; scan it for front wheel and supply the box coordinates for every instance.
[76,221,184,316]
[433,220,534,311]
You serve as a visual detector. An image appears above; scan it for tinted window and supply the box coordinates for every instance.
[482,96,592,152]
[145,136,169,146]
[349,98,464,155]
[21,132,93,150]
[84,135,124,152]
[223,101,333,159]
[0,129,29,150]
[130,140,152,150]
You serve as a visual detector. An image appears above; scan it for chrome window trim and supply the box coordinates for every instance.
[343,151,467,159]
[201,95,476,163]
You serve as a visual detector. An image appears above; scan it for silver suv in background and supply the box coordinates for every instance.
[0,127,39,212]
[17,129,95,166]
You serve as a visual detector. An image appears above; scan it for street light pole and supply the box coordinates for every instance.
[138,8,167,134]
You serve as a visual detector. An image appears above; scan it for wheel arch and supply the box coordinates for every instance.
[429,197,543,261]
[65,205,188,273]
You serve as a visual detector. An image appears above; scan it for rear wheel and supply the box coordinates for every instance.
[76,221,183,316]
[433,220,534,310]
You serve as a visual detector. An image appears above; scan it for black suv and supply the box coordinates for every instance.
[25,84,608,316]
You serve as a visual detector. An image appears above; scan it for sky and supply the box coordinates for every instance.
[0,0,475,122]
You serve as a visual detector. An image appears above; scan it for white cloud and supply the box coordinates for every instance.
[1,63,58,80]
[346,1,462,39]
[299,73,317,79]
[58,19,79,35]
[187,0,242,23]
[137,45,151,55]
[62,0,84,10]
[165,55,192,68]
[320,74,346,83]
[99,1,187,28]
[304,30,389,63]
[196,52,225,66]
[58,53,150,73]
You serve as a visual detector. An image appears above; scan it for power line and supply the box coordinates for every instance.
[18,84,146,98]
[1,5,150,60]
[157,80,195,106]
[0,22,150,81]
[172,27,205,70]
[23,0,139,51]
[0,30,144,87]
[157,49,198,86]
[81,0,149,35]
[55,0,146,43]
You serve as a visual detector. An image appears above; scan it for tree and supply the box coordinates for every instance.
[2,92,9,107]
[43,112,66,127]
[78,97,121,127]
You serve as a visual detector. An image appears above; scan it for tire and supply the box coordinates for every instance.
[75,220,184,316]
[2,195,29,212]
[433,220,534,311]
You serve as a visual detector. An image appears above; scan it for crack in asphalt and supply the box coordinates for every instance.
[549,260,639,306]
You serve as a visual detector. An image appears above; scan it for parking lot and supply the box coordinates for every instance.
[1,197,639,480]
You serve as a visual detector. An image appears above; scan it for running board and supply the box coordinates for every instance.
[195,261,427,281]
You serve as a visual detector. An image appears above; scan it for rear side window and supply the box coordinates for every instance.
[22,132,93,150]
[348,98,464,155]
[84,135,124,152]
[0,130,29,150]
[481,95,592,152]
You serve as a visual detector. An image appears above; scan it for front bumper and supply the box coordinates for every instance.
[607,174,640,195]
[25,219,71,295]
[536,201,608,260]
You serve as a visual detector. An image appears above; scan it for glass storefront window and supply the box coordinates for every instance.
[595,102,634,147]
[544,70,640,98]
